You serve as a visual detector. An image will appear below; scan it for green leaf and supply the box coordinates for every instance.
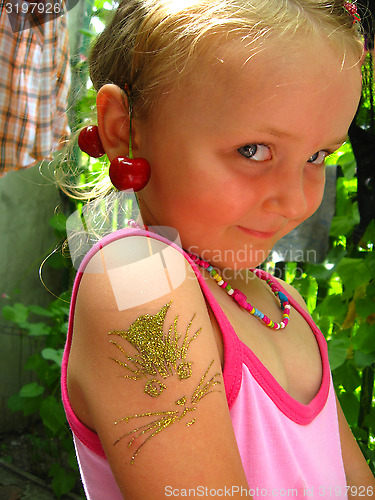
[7,393,42,416]
[79,28,97,37]
[317,294,347,323]
[339,391,360,427]
[7,394,26,412]
[305,263,332,282]
[67,448,79,469]
[50,301,70,317]
[362,220,375,246]
[331,148,356,179]
[60,321,69,335]
[352,324,375,354]
[355,297,375,319]
[92,0,107,9]
[330,215,358,237]
[24,353,48,373]
[364,409,375,433]
[2,303,29,323]
[294,275,318,311]
[49,463,77,498]
[325,244,347,264]
[332,360,361,393]
[336,258,370,292]
[28,305,54,317]
[325,143,354,176]
[328,338,350,370]
[42,348,63,367]
[365,252,375,277]
[354,350,375,369]
[339,156,357,179]
[27,322,51,336]
[367,281,375,300]
[312,312,332,337]
[45,251,68,270]
[40,397,67,435]
[19,382,45,398]
[335,177,354,215]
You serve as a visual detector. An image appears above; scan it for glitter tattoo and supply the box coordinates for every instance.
[109,303,201,388]
[109,303,221,463]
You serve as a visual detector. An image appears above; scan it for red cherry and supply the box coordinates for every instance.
[78,126,105,158]
[109,157,151,191]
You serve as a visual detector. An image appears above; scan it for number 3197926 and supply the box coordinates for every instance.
[317,486,373,497]
[5,1,62,14]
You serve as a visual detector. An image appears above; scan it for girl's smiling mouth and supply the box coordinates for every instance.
[236,226,279,239]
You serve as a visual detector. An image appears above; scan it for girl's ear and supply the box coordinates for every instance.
[96,84,133,162]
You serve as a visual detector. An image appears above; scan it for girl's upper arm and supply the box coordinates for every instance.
[336,395,375,494]
[67,236,249,499]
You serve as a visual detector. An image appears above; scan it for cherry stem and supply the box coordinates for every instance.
[124,84,133,159]
[128,102,133,159]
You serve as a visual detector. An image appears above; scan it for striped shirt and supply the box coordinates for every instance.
[0,2,70,173]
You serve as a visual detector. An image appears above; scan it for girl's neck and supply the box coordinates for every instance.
[202,265,256,287]
[132,217,265,288]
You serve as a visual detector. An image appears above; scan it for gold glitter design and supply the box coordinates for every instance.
[109,302,201,389]
[176,397,187,406]
[114,360,221,463]
[177,362,192,379]
[109,303,221,463]
[144,379,167,398]
[191,360,219,403]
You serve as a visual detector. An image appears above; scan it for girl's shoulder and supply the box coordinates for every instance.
[66,229,248,497]
[70,227,208,325]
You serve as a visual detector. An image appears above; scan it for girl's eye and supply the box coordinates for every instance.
[237,144,272,162]
[307,150,328,165]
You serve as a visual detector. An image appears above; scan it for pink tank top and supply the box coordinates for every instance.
[61,229,347,499]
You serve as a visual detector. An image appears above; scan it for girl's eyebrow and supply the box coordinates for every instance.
[258,127,348,146]
[326,136,349,148]
[337,136,349,143]
[257,127,299,140]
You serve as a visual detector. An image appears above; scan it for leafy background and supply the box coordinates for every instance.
[1,2,375,496]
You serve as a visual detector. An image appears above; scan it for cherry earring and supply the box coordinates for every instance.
[109,156,151,191]
[77,85,151,192]
[109,85,151,192]
[78,125,105,158]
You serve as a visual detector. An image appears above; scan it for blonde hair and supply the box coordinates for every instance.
[90,0,364,116]
[59,0,364,257]
[59,0,363,201]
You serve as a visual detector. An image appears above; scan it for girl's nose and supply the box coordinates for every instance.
[262,168,309,221]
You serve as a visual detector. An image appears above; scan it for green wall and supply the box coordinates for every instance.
[0,161,63,431]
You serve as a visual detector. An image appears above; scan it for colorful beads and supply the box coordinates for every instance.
[186,251,290,331]
[343,1,361,23]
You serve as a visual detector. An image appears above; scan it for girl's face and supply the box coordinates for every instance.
[136,38,362,269]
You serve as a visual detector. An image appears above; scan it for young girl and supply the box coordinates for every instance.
[61,0,375,498]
